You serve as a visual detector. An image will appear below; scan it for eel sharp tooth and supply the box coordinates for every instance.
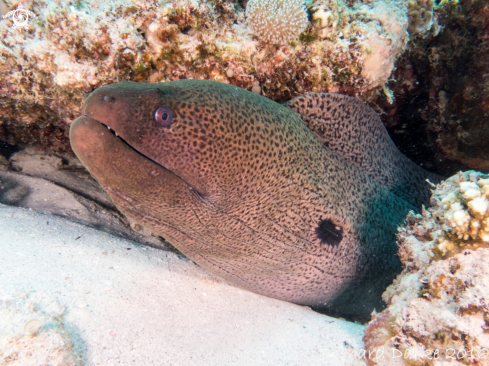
[115,132,118,137]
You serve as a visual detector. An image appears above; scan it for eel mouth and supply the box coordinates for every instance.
[69,115,201,204]
[99,120,120,137]
[83,114,205,197]
[70,115,167,186]
[87,116,140,156]
[71,114,150,164]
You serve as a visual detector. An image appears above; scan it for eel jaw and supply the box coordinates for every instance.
[70,115,136,182]
[69,115,193,210]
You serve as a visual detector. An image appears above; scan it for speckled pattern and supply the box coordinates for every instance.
[285,93,442,207]
[70,80,433,319]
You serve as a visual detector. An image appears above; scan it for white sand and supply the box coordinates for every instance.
[0,204,366,365]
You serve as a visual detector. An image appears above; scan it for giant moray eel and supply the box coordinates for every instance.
[70,80,440,320]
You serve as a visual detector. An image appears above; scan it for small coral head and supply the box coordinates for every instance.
[245,0,309,45]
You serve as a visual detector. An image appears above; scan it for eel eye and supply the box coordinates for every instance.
[154,106,173,126]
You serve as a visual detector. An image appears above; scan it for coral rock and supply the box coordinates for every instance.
[364,171,489,366]
[1,0,412,152]
[375,0,489,173]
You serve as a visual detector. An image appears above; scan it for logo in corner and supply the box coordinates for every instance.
[3,4,36,30]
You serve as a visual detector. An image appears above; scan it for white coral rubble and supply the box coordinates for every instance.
[363,171,489,366]
[442,173,489,243]
[0,292,81,366]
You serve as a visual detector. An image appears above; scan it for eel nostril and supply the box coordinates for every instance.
[103,95,115,102]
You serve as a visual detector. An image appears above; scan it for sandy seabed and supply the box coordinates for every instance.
[0,204,366,366]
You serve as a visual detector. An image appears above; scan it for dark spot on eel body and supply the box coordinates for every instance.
[316,218,343,246]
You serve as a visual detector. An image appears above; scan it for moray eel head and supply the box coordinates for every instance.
[71,80,416,320]
[72,80,220,196]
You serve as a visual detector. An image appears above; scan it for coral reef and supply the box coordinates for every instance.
[0,0,411,153]
[363,171,489,366]
[374,0,489,174]
[0,292,83,365]
[442,177,489,243]
[309,0,410,90]
[245,0,308,44]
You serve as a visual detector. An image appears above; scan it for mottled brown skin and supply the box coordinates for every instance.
[70,80,436,320]
[285,94,442,207]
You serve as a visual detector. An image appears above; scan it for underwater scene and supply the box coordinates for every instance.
[0,0,488,364]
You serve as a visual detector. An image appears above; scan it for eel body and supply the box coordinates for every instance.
[70,80,440,319]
